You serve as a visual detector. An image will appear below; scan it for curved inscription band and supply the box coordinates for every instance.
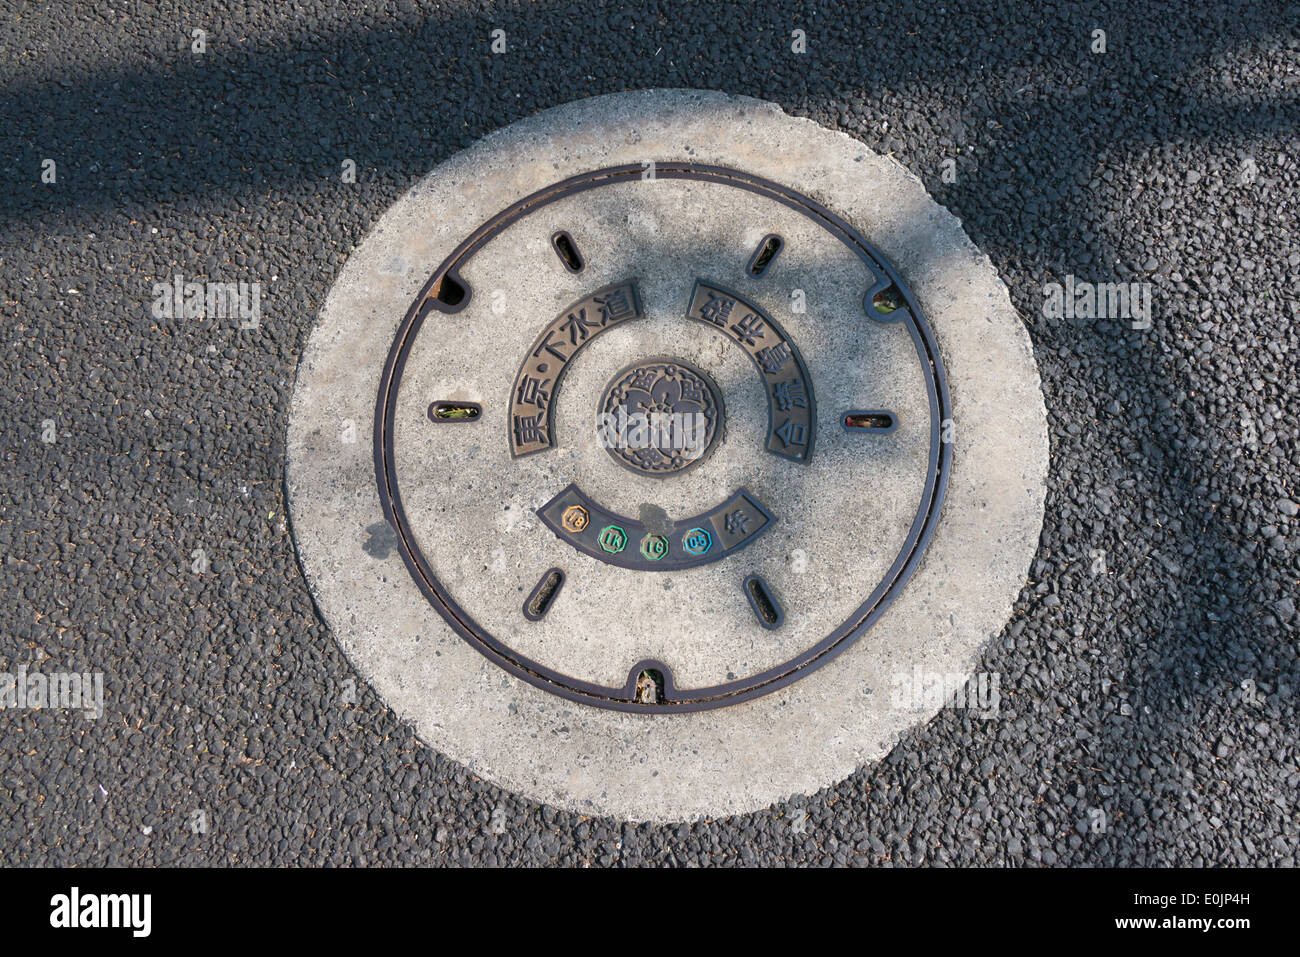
[685,279,816,463]
[509,279,645,458]
[537,483,774,572]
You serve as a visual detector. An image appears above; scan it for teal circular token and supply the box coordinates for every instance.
[682,527,712,556]
[640,534,668,561]
[597,524,627,554]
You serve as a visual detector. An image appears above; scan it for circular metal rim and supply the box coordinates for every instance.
[373,162,953,713]
[597,355,726,478]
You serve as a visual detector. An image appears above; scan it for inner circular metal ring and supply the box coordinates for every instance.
[374,163,952,713]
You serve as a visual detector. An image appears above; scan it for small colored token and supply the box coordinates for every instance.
[682,527,713,556]
[561,504,589,533]
[640,534,668,561]
[598,524,627,554]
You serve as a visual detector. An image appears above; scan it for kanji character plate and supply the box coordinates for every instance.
[287,90,1048,821]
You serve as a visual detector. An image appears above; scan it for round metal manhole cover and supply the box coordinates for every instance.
[288,91,1048,820]
[374,162,950,711]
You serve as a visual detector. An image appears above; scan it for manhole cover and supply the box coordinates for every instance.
[288,91,1048,820]
[373,163,948,711]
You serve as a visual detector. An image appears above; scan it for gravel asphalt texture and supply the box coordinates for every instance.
[1,0,1296,866]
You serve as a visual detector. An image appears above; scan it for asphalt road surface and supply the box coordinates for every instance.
[1,0,1296,865]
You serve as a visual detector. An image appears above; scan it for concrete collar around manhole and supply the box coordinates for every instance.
[286,90,1048,822]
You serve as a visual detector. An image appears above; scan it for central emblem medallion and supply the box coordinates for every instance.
[597,357,724,477]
